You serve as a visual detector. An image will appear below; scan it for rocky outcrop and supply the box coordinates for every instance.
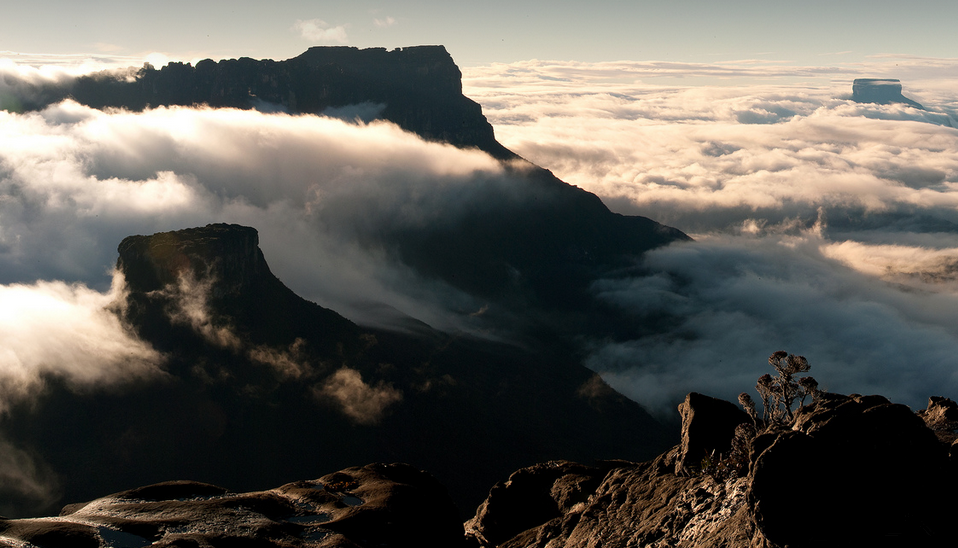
[118,223,265,296]
[8,390,958,547]
[466,392,958,548]
[116,223,359,352]
[464,461,612,548]
[0,463,462,548]
[852,78,924,109]
[673,392,750,475]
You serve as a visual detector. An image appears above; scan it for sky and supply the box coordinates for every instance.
[3,3,958,420]
[3,1,958,69]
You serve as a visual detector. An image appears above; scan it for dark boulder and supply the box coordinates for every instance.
[466,391,958,548]
[751,393,953,547]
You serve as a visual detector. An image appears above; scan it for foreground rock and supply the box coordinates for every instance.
[466,392,958,548]
[7,391,958,547]
[0,463,461,548]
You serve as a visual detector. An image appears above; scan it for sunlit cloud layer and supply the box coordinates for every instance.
[0,272,163,408]
[465,57,958,414]
[0,98,507,323]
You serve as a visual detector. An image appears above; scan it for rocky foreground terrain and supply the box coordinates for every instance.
[4,391,956,548]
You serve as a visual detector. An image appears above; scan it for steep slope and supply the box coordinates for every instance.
[0,224,672,519]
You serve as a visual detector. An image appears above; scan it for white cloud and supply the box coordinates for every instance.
[293,19,349,44]
[588,232,958,417]
[374,16,397,28]
[0,271,163,410]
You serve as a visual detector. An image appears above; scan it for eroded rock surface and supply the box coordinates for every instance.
[466,392,958,548]
[0,463,461,548]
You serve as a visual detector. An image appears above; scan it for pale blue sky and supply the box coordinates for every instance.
[1,1,956,67]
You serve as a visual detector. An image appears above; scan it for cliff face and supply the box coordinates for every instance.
[118,224,265,296]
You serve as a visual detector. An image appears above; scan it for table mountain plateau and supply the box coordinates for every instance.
[851,78,924,109]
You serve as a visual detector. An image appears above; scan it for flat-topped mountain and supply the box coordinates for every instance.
[852,78,924,109]
[20,45,514,160]
[0,224,673,519]
[48,47,689,341]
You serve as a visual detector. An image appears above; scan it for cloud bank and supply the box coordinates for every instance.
[465,57,958,415]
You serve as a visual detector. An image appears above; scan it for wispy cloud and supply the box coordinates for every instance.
[0,92,507,331]
[292,19,349,44]
[0,271,163,410]
[316,367,402,424]
[374,16,397,28]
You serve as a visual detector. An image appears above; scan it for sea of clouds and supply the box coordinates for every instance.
[463,55,958,415]
[3,54,958,425]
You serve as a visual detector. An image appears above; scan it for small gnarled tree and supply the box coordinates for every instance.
[705,351,823,480]
[742,351,821,429]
